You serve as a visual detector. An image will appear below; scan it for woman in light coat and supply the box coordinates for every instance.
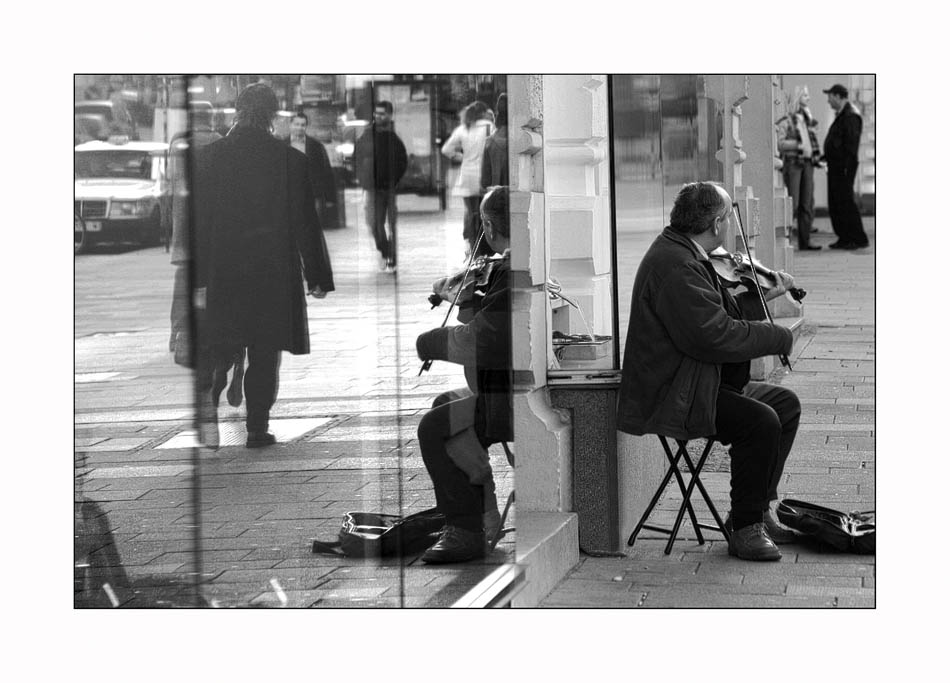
[441,100,494,257]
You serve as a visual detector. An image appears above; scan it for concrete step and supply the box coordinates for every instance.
[512,512,579,607]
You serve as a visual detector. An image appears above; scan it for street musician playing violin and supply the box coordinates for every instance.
[617,181,803,561]
[414,186,512,564]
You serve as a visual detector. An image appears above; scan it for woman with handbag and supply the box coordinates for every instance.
[779,86,823,251]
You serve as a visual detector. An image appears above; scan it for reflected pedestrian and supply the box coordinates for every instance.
[354,100,408,273]
[480,93,508,192]
[779,87,822,251]
[193,83,335,448]
[821,84,869,249]
[288,112,338,230]
[442,100,494,259]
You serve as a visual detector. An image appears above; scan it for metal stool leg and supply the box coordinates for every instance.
[664,438,717,554]
[627,452,681,547]
[681,446,730,540]
[664,439,707,550]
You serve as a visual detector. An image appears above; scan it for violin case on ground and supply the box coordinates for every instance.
[311,508,445,558]
[777,499,875,554]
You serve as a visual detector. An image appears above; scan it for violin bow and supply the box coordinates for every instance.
[418,229,486,376]
[731,202,792,371]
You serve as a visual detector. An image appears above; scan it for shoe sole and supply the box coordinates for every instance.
[728,546,782,561]
[421,552,485,565]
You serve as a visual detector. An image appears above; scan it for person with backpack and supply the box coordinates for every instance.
[414,186,512,563]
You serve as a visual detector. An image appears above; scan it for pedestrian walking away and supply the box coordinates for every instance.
[354,100,408,273]
[192,82,335,449]
[778,86,823,251]
[616,181,803,562]
[822,84,869,250]
[442,100,495,259]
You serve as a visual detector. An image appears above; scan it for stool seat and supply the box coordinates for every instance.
[627,436,730,555]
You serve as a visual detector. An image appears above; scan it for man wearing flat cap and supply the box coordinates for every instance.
[822,84,869,249]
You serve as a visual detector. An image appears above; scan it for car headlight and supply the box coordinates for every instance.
[110,200,151,218]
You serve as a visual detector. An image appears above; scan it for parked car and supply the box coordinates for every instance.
[74,140,169,250]
[75,100,138,141]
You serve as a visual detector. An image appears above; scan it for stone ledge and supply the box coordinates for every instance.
[512,512,579,607]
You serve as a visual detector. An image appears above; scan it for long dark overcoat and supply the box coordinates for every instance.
[193,126,334,354]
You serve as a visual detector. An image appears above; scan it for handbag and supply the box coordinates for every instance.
[777,499,875,554]
[311,508,445,558]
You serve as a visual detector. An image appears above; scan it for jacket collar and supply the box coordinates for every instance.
[661,226,707,261]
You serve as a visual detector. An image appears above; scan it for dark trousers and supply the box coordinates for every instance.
[196,344,281,433]
[827,165,868,246]
[418,391,488,533]
[783,160,815,248]
[715,382,801,527]
[364,189,397,264]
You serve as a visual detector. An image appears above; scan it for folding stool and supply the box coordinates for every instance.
[626,436,730,555]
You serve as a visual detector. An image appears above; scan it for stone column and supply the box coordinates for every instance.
[507,75,573,514]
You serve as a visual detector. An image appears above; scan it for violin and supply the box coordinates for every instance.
[427,254,504,310]
[419,231,496,375]
[708,247,807,304]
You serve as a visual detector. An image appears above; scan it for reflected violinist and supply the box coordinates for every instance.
[414,186,512,564]
[617,181,803,562]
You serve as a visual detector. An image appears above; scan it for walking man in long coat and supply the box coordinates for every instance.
[193,83,335,448]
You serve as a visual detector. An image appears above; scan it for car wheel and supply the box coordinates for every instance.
[74,213,86,254]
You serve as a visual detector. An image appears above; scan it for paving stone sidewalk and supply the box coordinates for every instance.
[541,217,875,608]
[75,192,515,608]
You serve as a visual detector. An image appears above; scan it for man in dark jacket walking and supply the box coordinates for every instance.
[822,84,868,249]
[616,182,802,561]
[354,100,408,273]
[193,83,335,448]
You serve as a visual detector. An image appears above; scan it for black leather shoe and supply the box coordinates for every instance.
[246,432,277,448]
[421,526,486,564]
[728,522,782,561]
[829,241,856,250]
[799,245,822,251]
[764,511,798,544]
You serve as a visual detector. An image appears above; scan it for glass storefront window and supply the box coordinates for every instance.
[75,74,519,608]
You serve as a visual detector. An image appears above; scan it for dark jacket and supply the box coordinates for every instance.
[354,125,408,190]
[193,126,334,354]
[616,228,793,440]
[480,127,509,192]
[290,135,336,204]
[416,255,512,446]
[822,101,862,172]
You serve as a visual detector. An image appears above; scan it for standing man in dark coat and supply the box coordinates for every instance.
[288,112,339,229]
[354,100,408,273]
[821,84,869,249]
[193,83,335,448]
[616,182,802,561]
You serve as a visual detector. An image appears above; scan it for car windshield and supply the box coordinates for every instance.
[75,150,152,180]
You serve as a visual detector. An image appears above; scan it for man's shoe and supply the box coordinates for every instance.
[799,244,822,251]
[421,526,486,564]
[763,510,798,544]
[246,432,277,448]
[829,241,856,250]
[728,522,782,561]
